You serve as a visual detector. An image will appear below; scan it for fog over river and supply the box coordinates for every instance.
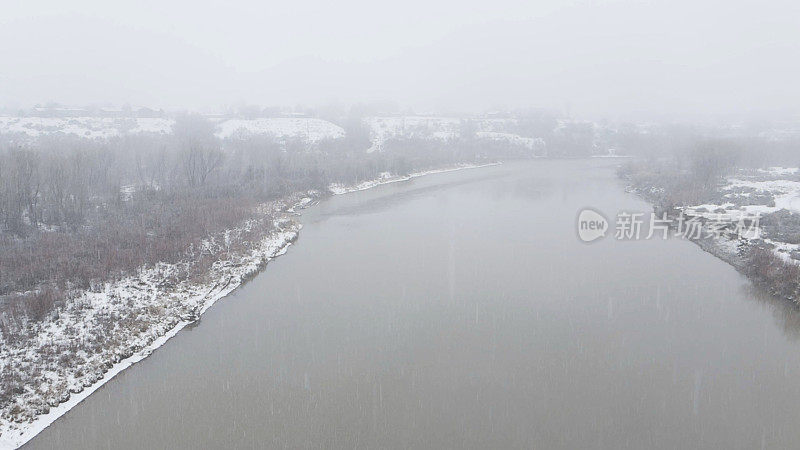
[26,160,800,449]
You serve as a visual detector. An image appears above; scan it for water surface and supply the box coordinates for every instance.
[27,160,800,449]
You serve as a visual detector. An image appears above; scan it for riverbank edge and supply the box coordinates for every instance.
[0,218,303,449]
[624,184,798,304]
[0,161,501,449]
[328,162,502,195]
[682,232,800,302]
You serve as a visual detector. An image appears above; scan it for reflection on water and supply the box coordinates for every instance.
[744,284,800,341]
[26,160,800,449]
[307,171,512,224]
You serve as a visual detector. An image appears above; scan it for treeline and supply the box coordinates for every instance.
[617,138,745,207]
[617,124,800,206]
[0,114,503,328]
[623,127,800,166]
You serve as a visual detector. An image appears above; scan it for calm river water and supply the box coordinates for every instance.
[26,160,800,449]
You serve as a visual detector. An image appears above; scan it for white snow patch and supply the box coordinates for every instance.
[362,117,526,153]
[763,238,800,263]
[757,167,799,176]
[215,118,344,141]
[0,117,173,140]
[363,116,461,153]
[725,178,800,214]
[591,148,631,158]
[475,132,545,152]
[328,162,501,195]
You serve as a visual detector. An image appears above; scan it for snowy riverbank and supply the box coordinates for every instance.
[0,161,501,449]
[328,162,501,195]
[624,165,800,302]
[0,197,308,449]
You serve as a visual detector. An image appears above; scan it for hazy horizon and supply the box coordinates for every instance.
[2,0,800,122]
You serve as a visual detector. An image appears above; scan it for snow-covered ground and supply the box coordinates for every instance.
[474,132,545,152]
[215,118,345,141]
[724,179,800,215]
[0,115,549,156]
[363,116,462,152]
[758,167,800,176]
[0,117,173,139]
[362,116,536,153]
[328,162,502,195]
[0,196,313,449]
[683,168,800,217]
[0,116,345,144]
[681,167,800,263]
[591,148,631,158]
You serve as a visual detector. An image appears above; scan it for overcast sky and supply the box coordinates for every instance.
[1,0,799,120]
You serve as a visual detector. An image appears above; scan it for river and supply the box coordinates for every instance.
[25,160,800,449]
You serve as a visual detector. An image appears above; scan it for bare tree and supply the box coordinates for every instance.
[180,145,224,187]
